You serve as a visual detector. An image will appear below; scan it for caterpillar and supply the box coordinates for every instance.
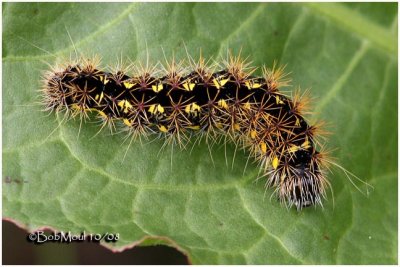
[41,51,364,210]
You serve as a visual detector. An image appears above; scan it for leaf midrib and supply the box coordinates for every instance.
[305,2,397,55]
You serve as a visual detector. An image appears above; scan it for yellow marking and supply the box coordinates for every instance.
[185,105,191,114]
[252,82,261,89]
[125,101,133,113]
[301,138,310,149]
[187,125,200,130]
[149,104,165,114]
[212,78,220,89]
[250,130,257,139]
[272,157,279,169]
[148,104,156,114]
[220,78,229,87]
[217,99,228,109]
[152,83,163,92]
[99,76,109,85]
[260,141,267,154]
[243,102,251,110]
[158,125,168,133]
[245,81,261,89]
[157,104,164,113]
[183,82,195,91]
[117,100,125,108]
[123,106,131,113]
[287,138,309,153]
[295,117,300,126]
[185,103,201,114]
[288,145,299,153]
[212,77,229,89]
[123,118,131,127]
[275,95,284,104]
[192,103,201,112]
[95,94,99,100]
[234,123,240,131]
[123,82,135,89]
[118,99,133,113]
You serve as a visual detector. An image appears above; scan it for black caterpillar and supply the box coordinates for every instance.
[42,54,331,210]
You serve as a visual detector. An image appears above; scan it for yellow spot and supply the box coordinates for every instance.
[99,76,109,85]
[272,157,279,169]
[245,81,261,89]
[234,123,240,131]
[301,138,310,149]
[185,103,201,114]
[118,100,125,108]
[149,104,164,114]
[275,95,284,104]
[243,102,251,110]
[123,82,135,89]
[250,130,257,139]
[158,125,168,133]
[212,77,229,89]
[152,83,163,92]
[148,104,155,114]
[217,99,228,109]
[118,99,133,113]
[125,102,133,112]
[212,78,220,89]
[184,105,190,114]
[192,103,201,112]
[295,117,300,126]
[288,145,299,153]
[220,78,229,86]
[260,141,267,154]
[157,104,164,113]
[183,82,195,91]
[95,94,99,100]
[123,118,131,127]
[187,125,200,130]
[252,82,261,89]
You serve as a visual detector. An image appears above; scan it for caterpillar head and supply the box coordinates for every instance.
[274,149,328,210]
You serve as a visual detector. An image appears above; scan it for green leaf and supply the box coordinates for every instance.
[3,2,397,264]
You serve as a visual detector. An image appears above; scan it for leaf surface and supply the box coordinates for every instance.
[3,2,397,264]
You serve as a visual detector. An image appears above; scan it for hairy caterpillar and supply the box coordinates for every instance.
[40,50,369,210]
